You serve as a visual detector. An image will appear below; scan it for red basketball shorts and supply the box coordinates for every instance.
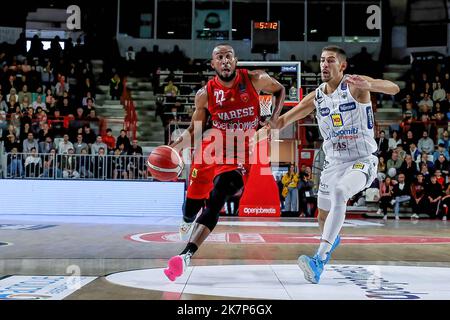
[186,162,250,200]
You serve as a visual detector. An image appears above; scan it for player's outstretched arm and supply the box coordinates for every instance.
[272,91,316,130]
[345,74,400,95]
[252,91,315,145]
[249,70,286,125]
[169,86,208,152]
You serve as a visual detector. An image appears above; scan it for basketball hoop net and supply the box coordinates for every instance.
[259,94,273,117]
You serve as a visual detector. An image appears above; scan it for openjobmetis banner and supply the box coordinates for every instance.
[239,139,280,217]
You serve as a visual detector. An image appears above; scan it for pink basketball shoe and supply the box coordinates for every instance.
[164,254,191,281]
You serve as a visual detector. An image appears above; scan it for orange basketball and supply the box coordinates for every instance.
[147,146,184,181]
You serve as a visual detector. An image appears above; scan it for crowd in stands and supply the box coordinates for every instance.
[0,34,97,141]
[372,55,450,221]
[111,43,207,145]
[4,34,450,219]
[3,123,146,179]
[0,35,146,180]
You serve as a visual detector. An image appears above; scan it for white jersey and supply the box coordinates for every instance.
[314,77,377,163]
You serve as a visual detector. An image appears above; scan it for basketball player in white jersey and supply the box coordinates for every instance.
[269,46,400,283]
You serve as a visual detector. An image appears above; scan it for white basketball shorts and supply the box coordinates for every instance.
[318,154,379,202]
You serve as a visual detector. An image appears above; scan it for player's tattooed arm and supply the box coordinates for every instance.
[249,69,286,126]
[170,86,208,152]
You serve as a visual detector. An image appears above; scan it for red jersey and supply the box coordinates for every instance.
[196,69,260,166]
[207,68,260,132]
[187,69,260,199]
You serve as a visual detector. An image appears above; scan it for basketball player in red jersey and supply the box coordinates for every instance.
[164,44,285,281]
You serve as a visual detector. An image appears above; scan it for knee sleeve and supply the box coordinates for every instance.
[321,185,349,244]
[196,170,244,231]
[183,198,206,223]
[212,170,244,196]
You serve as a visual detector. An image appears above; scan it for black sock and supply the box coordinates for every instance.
[181,242,198,256]
[183,215,197,223]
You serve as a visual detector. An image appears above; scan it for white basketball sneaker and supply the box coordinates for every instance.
[179,221,194,241]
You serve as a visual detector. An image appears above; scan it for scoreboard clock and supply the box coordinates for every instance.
[251,20,280,54]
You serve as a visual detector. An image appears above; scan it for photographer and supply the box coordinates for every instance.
[298,167,316,217]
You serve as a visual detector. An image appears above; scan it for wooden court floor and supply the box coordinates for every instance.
[1,215,450,300]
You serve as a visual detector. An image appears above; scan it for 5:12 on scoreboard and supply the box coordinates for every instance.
[253,21,279,30]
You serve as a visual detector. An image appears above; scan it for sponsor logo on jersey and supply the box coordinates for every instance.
[212,118,259,130]
[331,127,359,139]
[238,82,249,102]
[191,168,198,178]
[217,106,255,121]
[340,80,348,99]
[333,142,348,151]
[339,102,356,112]
[319,107,330,116]
[353,163,365,170]
[366,106,374,129]
[331,114,344,127]
[240,92,249,102]
[315,90,324,104]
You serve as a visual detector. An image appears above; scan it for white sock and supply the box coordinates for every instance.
[318,203,346,260]
[317,240,333,260]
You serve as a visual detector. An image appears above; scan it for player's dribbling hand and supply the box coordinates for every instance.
[344,74,371,90]
[260,114,280,129]
[259,118,270,128]
[168,141,183,155]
